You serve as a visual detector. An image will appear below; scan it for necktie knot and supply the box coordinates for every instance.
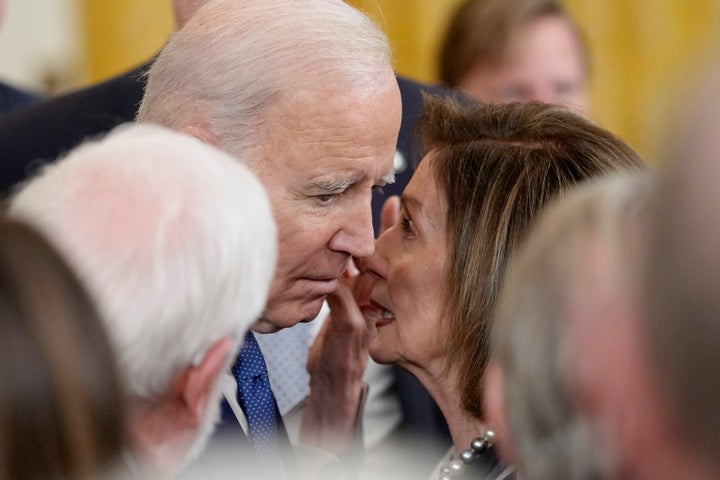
[232,332,268,379]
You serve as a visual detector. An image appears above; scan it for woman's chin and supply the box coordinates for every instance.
[370,337,397,365]
[369,350,396,365]
[369,334,400,365]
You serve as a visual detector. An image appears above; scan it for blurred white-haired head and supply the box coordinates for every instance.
[9,122,277,474]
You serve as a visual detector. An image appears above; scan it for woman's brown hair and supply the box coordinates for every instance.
[419,95,645,417]
[0,218,126,479]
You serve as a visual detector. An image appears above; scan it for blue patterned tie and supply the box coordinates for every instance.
[255,321,314,415]
[232,331,286,466]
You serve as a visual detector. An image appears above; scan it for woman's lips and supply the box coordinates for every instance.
[371,300,395,327]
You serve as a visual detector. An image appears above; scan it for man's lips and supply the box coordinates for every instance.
[300,277,339,295]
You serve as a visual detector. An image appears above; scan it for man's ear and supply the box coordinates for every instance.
[181,125,219,147]
[483,362,515,464]
[178,337,233,427]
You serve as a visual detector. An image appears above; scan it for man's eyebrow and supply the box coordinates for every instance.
[380,173,396,185]
[311,172,395,192]
[311,178,356,192]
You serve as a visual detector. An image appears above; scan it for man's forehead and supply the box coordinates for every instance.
[259,81,399,182]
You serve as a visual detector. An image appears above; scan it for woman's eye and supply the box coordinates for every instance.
[399,214,416,238]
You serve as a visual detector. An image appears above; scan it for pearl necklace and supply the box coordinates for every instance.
[438,429,496,480]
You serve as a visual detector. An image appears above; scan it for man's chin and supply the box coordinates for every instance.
[255,297,326,332]
[251,317,283,334]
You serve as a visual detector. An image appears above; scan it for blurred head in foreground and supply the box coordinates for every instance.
[9,123,277,475]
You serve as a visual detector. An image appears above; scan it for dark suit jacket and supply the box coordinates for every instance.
[0,63,451,446]
[0,63,150,195]
[0,82,41,116]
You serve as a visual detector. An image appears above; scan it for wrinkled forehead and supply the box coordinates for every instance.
[258,79,400,174]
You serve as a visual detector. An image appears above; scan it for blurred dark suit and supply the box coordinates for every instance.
[0,81,40,115]
[0,63,150,194]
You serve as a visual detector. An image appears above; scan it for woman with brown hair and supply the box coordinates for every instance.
[331,96,645,479]
[0,218,126,480]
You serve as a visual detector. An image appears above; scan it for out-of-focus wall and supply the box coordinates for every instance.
[348,0,719,161]
[347,0,460,85]
[0,0,717,160]
[0,0,84,94]
[80,0,173,83]
[566,1,718,161]
[0,0,173,93]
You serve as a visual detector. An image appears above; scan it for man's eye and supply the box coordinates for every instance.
[313,193,338,206]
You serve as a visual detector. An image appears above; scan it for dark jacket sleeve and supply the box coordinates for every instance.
[0,63,150,195]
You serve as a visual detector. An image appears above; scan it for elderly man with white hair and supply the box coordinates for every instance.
[8,123,277,477]
[138,0,404,476]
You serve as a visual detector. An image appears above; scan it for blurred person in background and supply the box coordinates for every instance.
[485,173,657,480]
[0,0,41,114]
[9,123,277,477]
[329,95,645,479]
[643,63,720,480]
[438,0,590,114]
[0,217,126,480]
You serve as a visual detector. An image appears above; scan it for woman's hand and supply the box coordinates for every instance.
[299,196,400,455]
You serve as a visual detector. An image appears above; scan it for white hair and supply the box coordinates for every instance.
[9,123,277,403]
[137,0,393,162]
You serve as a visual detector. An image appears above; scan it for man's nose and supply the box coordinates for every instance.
[328,202,375,258]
